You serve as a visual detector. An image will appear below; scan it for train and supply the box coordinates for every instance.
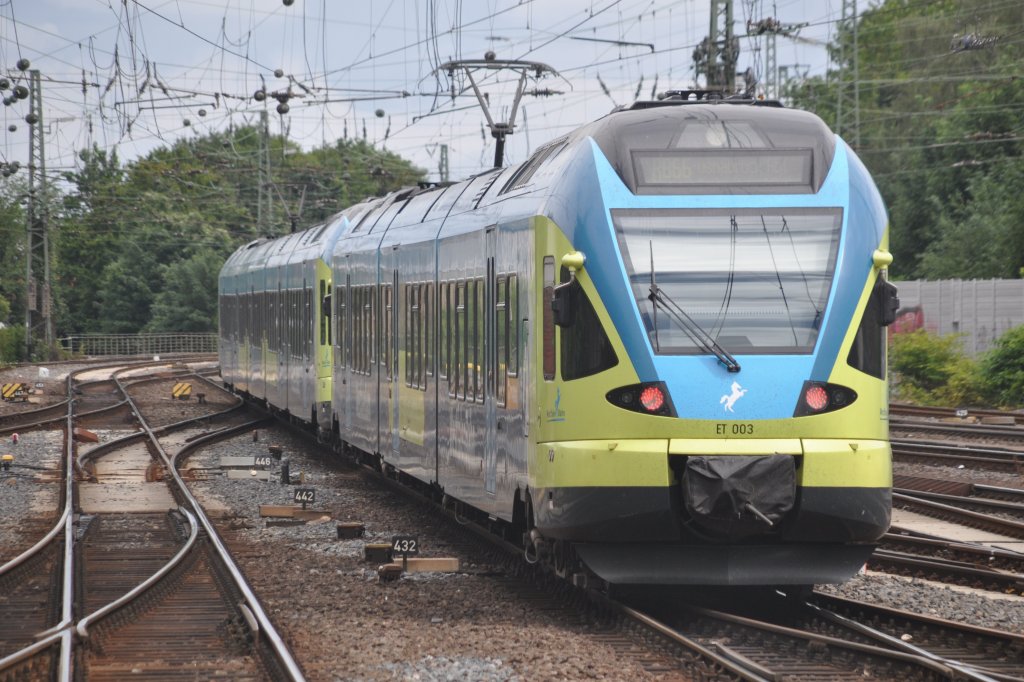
[218,92,899,587]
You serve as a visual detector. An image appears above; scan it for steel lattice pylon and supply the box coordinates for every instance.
[834,0,861,148]
[24,69,55,359]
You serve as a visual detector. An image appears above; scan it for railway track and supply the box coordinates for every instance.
[892,439,1024,473]
[873,530,1024,594]
[616,586,1024,681]
[0,360,299,681]
[891,402,1023,425]
[893,474,1024,540]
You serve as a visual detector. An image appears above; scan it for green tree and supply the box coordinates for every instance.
[58,147,126,334]
[787,0,1024,281]
[0,176,27,325]
[889,329,984,406]
[96,249,156,333]
[979,325,1024,408]
[146,250,224,332]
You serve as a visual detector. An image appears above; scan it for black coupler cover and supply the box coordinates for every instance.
[682,455,796,541]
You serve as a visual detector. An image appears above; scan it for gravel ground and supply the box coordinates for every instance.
[185,427,682,681]
[0,428,63,561]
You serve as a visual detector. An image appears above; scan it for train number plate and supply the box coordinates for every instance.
[391,535,419,557]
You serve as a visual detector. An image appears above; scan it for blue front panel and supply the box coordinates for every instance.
[547,138,886,421]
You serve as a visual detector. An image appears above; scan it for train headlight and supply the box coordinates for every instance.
[794,381,857,417]
[606,382,676,417]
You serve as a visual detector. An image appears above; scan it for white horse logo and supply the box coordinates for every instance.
[720,381,747,412]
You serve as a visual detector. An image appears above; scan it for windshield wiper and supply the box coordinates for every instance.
[648,245,740,373]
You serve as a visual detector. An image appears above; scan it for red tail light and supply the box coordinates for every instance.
[804,385,829,412]
[639,385,665,413]
[606,382,676,417]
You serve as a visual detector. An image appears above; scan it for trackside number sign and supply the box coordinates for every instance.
[293,488,315,504]
[391,536,419,556]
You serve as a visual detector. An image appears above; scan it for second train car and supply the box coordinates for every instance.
[219,93,899,586]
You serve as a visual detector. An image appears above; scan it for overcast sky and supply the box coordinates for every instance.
[1,0,844,184]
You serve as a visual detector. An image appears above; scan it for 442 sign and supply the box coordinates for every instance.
[293,487,315,508]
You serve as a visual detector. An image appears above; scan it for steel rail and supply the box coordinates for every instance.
[802,601,1001,682]
[112,372,305,680]
[685,603,961,678]
[75,400,247,472]
[75,507,200,639]
[891,418,1024,439]
[0,361,252,680]
[0,365,96,679]
[894,492,1024,539]
[869,548,1024,593]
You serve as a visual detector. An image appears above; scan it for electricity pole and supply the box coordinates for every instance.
[694,0,739,93]
[257,109,273,234]
[24,69,55,359]
[835,0,861,148]
[439,144,449,183]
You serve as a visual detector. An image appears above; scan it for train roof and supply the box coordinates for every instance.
[222,98,843,281]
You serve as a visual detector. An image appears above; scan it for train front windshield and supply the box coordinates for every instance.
[613,208,842,355]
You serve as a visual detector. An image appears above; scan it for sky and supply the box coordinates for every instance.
[1,0,844,185]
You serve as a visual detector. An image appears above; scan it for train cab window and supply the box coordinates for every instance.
[543,257,556,381]
[559,270,618,381]
[847,275,889,379]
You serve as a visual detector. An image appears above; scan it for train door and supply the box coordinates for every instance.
[484,228,498,496]
[333,264,350,439]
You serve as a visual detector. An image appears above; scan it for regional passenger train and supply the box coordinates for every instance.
[219,92,899,587]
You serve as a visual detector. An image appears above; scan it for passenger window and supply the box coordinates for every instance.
[496,275,507,406]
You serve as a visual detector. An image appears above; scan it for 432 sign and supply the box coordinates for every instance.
[391,535,419,557]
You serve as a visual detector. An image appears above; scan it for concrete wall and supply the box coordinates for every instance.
[893,279,1024,356]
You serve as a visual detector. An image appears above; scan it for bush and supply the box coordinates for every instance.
[979,325,1024,408]
[0,325,26,364]
[889,329,985,407]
